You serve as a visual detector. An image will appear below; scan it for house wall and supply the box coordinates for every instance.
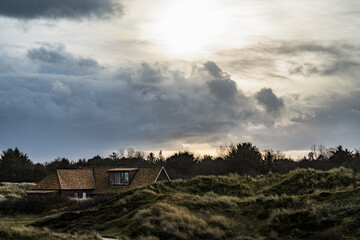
[156,170,170,182]
[60,189,93,199]
[27,191,60,198]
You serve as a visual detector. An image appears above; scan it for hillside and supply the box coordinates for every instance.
[31,167,360,240]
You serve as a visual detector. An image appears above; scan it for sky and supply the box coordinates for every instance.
[1,0,360,162]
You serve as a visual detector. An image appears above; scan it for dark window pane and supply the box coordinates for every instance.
[124,172,129,185]
[120,172,124,185]
[109,172,115,185]
[116,172,120,184]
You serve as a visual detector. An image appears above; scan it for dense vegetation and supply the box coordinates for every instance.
[10,168,357,240]
[1,143,360,182]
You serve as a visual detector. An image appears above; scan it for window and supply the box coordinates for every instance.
[109,172,115,185]
[120,172,124,185]
[82,192,86,199]
[109,171,130,186]
[115,172,120,185]
[74,192,78,199]
[124,172,129,185]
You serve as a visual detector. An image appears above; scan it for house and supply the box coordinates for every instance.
[27,166,170,199]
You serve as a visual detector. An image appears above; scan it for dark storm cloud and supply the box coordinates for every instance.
[255,88,284,113]
[0,50,264,160]
[0,59,13,72]
[27,45,103,75]
[0,0,123,20]
[203,61,225,79]
[4,42,360,161]
[204,61,239,101]
[208,79,237,101]
[253,91,360,151]
[134,62,168,84]
[28,47,66,63]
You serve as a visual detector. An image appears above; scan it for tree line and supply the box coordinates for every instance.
[1,143,360,182]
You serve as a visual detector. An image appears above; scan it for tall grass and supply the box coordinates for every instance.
[0,223,101,240]
[0,182,35,200]
[129,202,230,240]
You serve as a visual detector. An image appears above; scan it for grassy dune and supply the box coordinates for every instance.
[0,223,101,240]
[29,167,360,240]
[0,182,35,200]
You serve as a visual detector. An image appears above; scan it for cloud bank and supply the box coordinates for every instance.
[0,0,123,20]
[1,41,360,161]
[0,44,288,160]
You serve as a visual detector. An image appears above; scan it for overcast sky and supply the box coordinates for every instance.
[1,0,360,162]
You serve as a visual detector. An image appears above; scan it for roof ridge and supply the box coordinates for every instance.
[56,169,64,189]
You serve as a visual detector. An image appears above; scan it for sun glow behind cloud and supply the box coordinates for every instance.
[141,1,236,57]
[138,0,274,59]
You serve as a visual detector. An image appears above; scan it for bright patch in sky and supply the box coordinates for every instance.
[142,1,231,57]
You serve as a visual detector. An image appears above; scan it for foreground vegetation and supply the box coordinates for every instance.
[0,167,355,239]
[0,224,101,240]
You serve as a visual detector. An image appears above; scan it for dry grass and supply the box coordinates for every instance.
[130,202,228,240]
[0,182,35,200]
[0,223,101,240]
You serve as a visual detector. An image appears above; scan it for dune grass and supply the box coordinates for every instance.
[0,223,101,240]
[24,167,359,240]
[0,182,35,200]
